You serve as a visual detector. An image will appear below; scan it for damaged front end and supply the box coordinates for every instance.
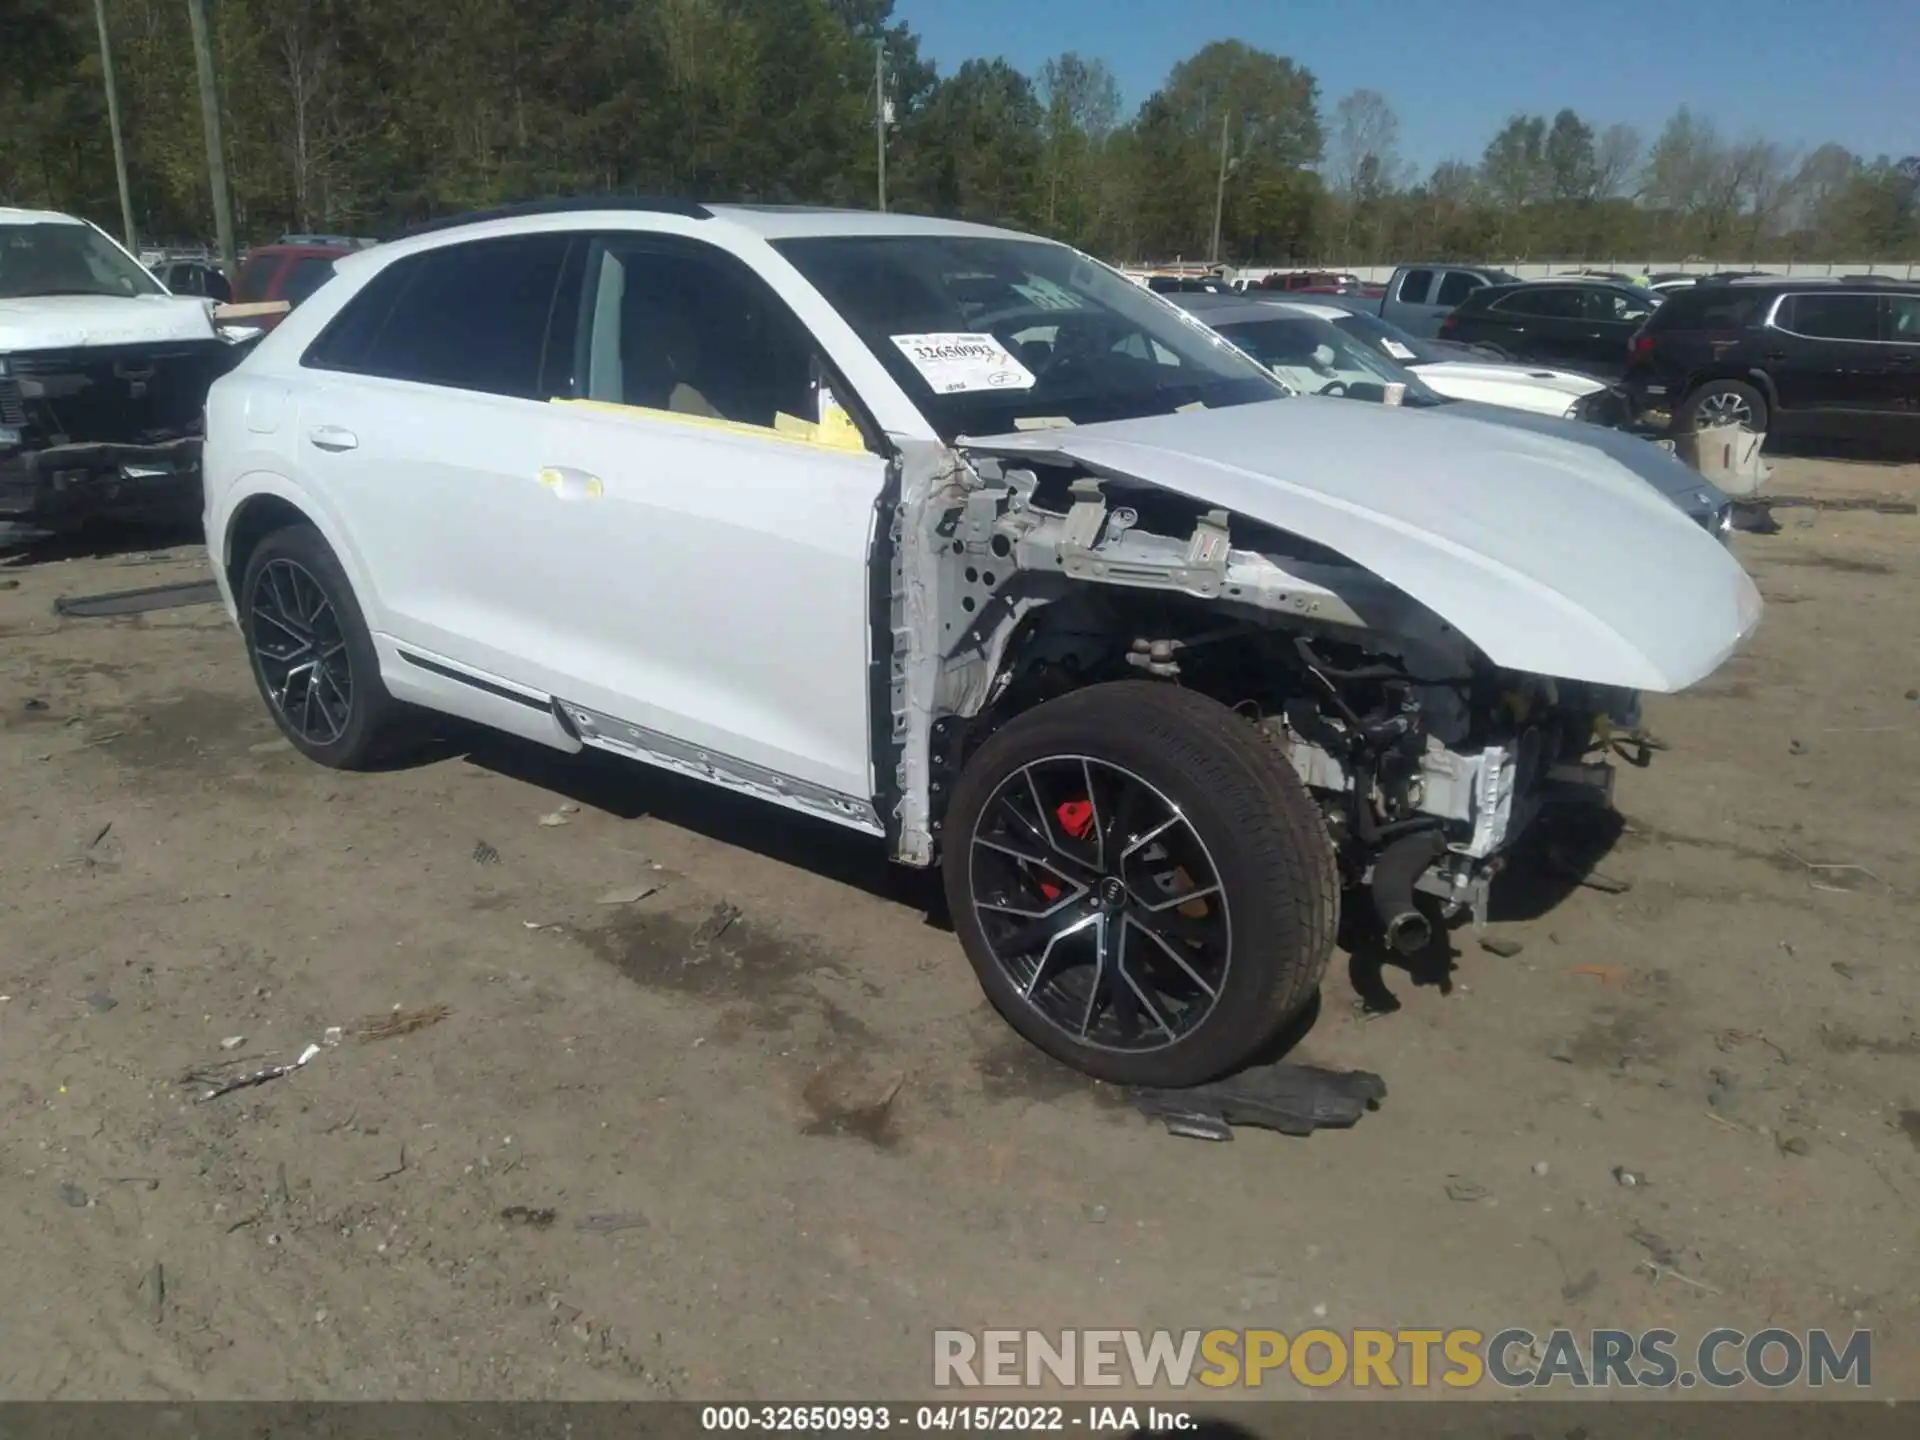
[881,426,1742,942]
[0,339,242,532]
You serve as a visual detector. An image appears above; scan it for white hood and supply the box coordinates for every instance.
[1414,360,1605,416]
[0,293,220,352]
[963,397,1761,694]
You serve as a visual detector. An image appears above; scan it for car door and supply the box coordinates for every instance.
[1764,291,1886,419]
[296,232,582,697]
[1431,269,1487,333]
[1491,287,1589,365]
[1381,268,1436,334]
[1885,293,1920,425]
[502,231,890,810]
[1578,287,1655,376]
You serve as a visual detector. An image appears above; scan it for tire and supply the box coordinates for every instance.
[942,681,1339,1087]
[1680,378,1768,435]
[239,522,417,769]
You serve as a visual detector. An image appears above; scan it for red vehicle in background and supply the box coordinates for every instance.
[1261,270,1366,294]
[231,238,368,329]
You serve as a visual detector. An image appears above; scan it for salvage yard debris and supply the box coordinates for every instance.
[53,581,223,618]
[499,1206,557,1230]
[1132,1063,1387,1140]
[358,1004,450,1042]
[193,1042,322,1101]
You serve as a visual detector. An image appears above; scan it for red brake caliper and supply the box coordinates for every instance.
[1036,799,1096,901]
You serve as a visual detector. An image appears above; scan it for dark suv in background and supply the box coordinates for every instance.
[1437,279,1659,377]
[1624,277,1920,443]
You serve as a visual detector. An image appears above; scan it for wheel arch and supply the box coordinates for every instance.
[219,474,381,628]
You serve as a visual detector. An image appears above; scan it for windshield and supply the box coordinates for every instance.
[772,235,1283,439]
[1211,314,1449,407]
[0,220,166,299]
[1327,309,1449,366]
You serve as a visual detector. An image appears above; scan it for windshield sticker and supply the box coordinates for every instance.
[1382,339,1417,361]
[890,333,1036,394]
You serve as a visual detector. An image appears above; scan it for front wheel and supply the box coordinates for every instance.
[942,682,1339,1088]
[240,523,418,769]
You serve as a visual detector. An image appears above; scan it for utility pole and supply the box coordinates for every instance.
[185,0,238,282]
[874,39,888,213]
[1208,109,1231,264]
[93,0,137,253]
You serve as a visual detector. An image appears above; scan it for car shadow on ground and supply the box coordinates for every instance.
[439,721,949,924]
[1340,807,1622,1015]
[0,516,204,567]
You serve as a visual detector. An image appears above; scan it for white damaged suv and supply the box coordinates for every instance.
[202,201,1762,1087]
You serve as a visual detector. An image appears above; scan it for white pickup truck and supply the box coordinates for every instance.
[1,207,259,534]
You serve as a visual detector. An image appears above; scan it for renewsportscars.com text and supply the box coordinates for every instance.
[932,1327,1872,1390]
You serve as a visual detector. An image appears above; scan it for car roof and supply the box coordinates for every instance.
[244,242,354,260]
[0,206,86,227]
[1707,273,1919,291]
[383,198,1040,260]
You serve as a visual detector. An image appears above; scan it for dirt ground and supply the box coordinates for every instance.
[2,456,1917,1403]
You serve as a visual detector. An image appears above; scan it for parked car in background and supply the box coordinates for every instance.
[232,241,352,329]
[202,199,1758,1086]
[1299,301,1628,424]
[1346,264,1520,338]
[1624,276,1920,443]
[1143,273,1233,295]
[1438,279,1660,377]
[153,258,231,301]
[1259,271,1362,293]
[0,206,258,534]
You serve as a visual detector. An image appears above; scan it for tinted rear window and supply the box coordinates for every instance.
[1646,286,1772,332]
[1395,269,1434,304]
[303,235,569,399]
[1434,271,1483,307]
[1780,292,1880,342]
[280,256,336,307]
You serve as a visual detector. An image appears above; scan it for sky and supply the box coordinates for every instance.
[892,0,1917,175]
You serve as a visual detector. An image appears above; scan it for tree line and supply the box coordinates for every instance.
[3,0,1916,264]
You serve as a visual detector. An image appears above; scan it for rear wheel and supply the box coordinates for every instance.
[942,682,1338,1088]
[1680,378,1767,435]
[240,523,417,769]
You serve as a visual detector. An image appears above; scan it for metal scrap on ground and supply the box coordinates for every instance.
[1131,1063,1387,1140]
[54,581,223,618]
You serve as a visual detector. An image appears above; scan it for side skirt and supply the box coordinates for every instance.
[554,697,884,837]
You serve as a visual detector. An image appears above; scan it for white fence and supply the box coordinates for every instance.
[1230,260,1920,284]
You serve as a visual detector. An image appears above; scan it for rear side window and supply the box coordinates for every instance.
[1395,269,1434,304]
[1779,292,1880,343]
[303,236,569,399]
[1887,295,1920,341]
[1647,287,1770,332]
[1434,271,1482,307]
[1585,288,1654,324]
[280,257,336,308]
[1491,287,1583,319]
[233,254,279,303]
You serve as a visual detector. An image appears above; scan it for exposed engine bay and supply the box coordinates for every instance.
[886,440,1665,945]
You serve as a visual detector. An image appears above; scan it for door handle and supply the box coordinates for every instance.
[308,425,358,452]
